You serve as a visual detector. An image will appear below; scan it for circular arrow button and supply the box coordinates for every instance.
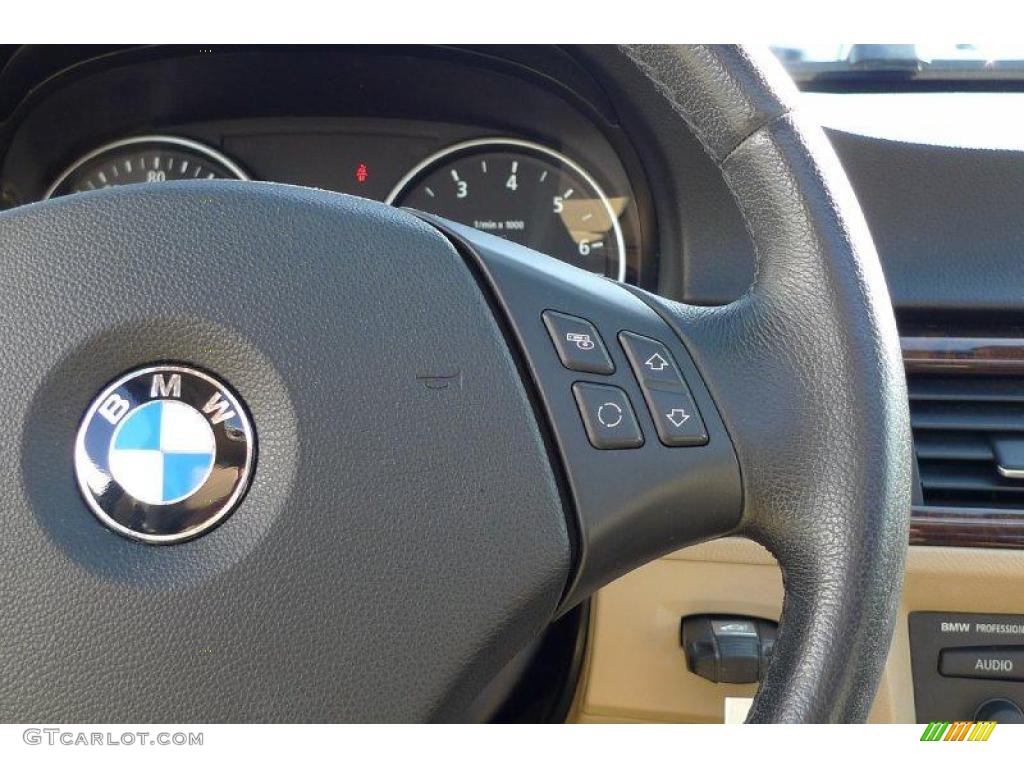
[571,382,644,450]
[597,402,624,428]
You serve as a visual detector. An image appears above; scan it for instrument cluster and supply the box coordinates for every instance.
[0,47,655,285]
[43,132,634,281]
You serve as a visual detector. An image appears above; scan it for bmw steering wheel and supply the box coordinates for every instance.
[0,45,911,722]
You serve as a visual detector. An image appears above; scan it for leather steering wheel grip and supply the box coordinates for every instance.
[612,45,913,722]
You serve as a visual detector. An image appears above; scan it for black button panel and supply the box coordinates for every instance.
[619,331,708,446]
[571,382,643,450]
[910,612,1024,723]
[542,310,614,375]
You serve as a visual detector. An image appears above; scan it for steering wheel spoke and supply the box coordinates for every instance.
[428,216,745,611]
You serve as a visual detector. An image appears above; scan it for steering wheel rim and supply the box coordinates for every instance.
[611,45,913,721]
[0,45,911,723]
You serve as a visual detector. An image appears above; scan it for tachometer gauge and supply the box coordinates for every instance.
[387,138,627,280]
[44,135,248,199]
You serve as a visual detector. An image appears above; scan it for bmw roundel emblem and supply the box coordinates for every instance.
[74,365,255,543]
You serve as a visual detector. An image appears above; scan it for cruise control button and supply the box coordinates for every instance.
[645,388,708,446]
[571,382,643,450]
[542,311,614,375]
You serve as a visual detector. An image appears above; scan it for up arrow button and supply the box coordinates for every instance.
[619,331,684,390]
[645,353,669,372]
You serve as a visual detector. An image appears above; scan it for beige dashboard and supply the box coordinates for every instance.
[570,539,1024,723]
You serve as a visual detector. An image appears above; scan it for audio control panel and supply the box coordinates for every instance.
[910,612,1024,723]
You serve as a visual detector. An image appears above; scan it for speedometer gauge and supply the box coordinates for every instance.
[44,135,248,199]
[386,138,627,280]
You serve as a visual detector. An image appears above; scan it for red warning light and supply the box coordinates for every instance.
[355,163,369,184]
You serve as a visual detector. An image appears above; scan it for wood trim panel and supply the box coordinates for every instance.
[903,336,1024,375]
[910,505,1024,548]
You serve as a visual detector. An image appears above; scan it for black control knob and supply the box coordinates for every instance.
[974,698,1024,723]
[680,614,778,684]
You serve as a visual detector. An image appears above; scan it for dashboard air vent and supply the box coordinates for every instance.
[908,370,1024,510]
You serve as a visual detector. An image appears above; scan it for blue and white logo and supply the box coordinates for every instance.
[109,400,216,505]
[75,365,255,544]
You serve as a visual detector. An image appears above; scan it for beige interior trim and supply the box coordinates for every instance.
[571,538,1024,723]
